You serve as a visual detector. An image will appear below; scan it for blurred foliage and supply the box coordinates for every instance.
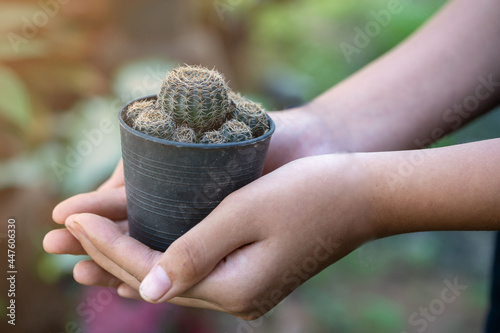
[0,0,497,332]
[247,0,448,103]
[0,65,32,127]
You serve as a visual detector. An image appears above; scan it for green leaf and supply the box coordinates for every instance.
[0,65,32,127]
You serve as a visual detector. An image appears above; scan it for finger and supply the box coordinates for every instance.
[43,220,129,255]
[65,198,262,310]
[166,296,228,313]
[117,283,142,300]
[166,240,283,318]
[115,282,228,314]
[74,260,123,288]
[43,228,86,255]
[115,280,238,314]
[65,213,160,289]
[97,159,124,191]
[138,193,263,303]
[53,187,127,224]
[68,214,258,314]
[114,273,238,314]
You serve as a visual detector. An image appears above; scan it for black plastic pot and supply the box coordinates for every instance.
[119,95,275,251]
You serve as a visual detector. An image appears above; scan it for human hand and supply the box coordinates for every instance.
[44,159,126,257]
[44,153,373,319]
[43,107,339,262]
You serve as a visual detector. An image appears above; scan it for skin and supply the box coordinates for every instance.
[44,0,500,320]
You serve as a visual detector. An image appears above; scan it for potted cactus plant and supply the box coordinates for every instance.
[119,65,275,251]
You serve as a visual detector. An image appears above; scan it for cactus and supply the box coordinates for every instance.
[233,100,269,137]
[126,99,154,126]
[131,101,176,140]
[200,130,228,144]
[172,125,197,143]
[228,91,248,104]
[126,65,270,144]
[220,119,253,142]
[158,65,231,133]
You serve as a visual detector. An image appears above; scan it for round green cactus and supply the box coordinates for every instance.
[172,125,197,143]
[200,130,228,144]
[158,65,231,133]
[220,119,253,142]
[233,100,269,137]
[126,100,154,126]
[131,101,176,140]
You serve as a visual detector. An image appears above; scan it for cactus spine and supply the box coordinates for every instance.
[172,125,197,143]
[200,130,228,144]
[126,99,154,125]
[220,119,253,142]
[128,100,176,140]
[233,100,269,137]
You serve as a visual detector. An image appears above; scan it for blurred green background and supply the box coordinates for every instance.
[0,0,498,332]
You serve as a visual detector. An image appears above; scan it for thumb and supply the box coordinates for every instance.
[139,194,261,303]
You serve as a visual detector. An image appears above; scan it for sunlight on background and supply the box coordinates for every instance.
[0,0,498,332]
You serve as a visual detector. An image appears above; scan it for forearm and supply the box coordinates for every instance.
[365,138,500,237]
[308,0,500,152]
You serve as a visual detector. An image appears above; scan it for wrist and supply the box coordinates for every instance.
[316,153,378,246]
[265,104,347,171]
[361,149,431,239]
[362,140,500,238]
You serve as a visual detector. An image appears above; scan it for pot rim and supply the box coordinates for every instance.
[119,95,276,149]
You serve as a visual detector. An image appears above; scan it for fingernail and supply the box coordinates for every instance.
[65,216,81,240]
[139,265,171,302]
